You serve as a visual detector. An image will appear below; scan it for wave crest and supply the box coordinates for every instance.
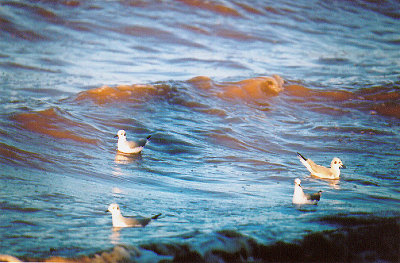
[14,108,98,144]
[6,215,398,263]
[188,75,284,101]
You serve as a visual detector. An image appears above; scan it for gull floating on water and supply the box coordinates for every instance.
[297,152,345,179]
[115,130,151,154]
[107,203,161,228]
[292,178,322,205]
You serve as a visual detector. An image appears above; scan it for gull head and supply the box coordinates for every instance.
[107,203,121,215]
[331,157,345,169]
[115,130,127,139]
[294,178,301,186]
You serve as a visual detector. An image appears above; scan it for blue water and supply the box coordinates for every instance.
[0,0,399,261]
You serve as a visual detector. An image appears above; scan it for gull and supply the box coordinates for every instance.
[292,178,322,205]
[297,152,345,179]
[107,203,161,228]
[115,130,151,154]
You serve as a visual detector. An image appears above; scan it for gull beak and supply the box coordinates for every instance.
[106,209,110,213]
[341,164,346,169]
[114,134,118,138]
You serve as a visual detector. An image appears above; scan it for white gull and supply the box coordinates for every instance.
[115,130,151,154]
[297,152,345,179]
[292,178,322,205]
[107,203,161,228]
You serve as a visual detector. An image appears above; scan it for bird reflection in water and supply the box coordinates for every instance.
[109,228,122,244]
[114,152,143,165]
[309,175,341,190]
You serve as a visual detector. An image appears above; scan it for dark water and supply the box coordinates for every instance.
[0,0,399,262]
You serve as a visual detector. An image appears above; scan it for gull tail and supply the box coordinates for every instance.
[297,152,312,173]
[144,135,151,147]
[138,135,152,148]
[151,213,162,220]
[310,191,323,201]
[297,152,307,161]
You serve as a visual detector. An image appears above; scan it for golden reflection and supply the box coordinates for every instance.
[73,75,286,109]
[109,228,122,245]
[114,152,143,164]
[217,75,284,100]
[75,84,159,105]
[14,108,98,144]
[112,187,123,195]
[111,166,124,177]
[177,0,240,16]
[188,75,284,101]
[310,175,341,190]
[284,84,400,119]
[328,180,341,190]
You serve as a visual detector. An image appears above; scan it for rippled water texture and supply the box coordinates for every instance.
[0,0,399,262]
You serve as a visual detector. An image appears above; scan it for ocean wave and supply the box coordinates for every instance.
[74,84,172,105]
[11,76,399,147]
[0,142,53,170]
[285,82,400,119]
[188,75,284,101]
[1,0,400,261]
[4,215,398,262]
[13,107,99,144]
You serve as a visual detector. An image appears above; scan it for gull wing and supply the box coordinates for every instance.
[305,191,322,201]
[127,141,139,148]
[127,212,160,227]
[123,216,150,227]
[124,217,144,227]
[130,135,151,148]
[307,160,334,178]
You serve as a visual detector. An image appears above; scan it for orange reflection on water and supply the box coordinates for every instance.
[177,0,241,17]
[114,152,142,165]
[217,75,284,100]
[75,84,159,105]
[14,108,98,144]
[285,84,353,101]
[285,83,400,119]
[188,75,284,101]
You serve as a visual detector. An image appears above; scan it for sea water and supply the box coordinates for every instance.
[0,0,399,261]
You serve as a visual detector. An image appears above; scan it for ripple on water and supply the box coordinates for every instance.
[1,0,400,260]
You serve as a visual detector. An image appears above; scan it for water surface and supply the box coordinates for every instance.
[0,0,399,261]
